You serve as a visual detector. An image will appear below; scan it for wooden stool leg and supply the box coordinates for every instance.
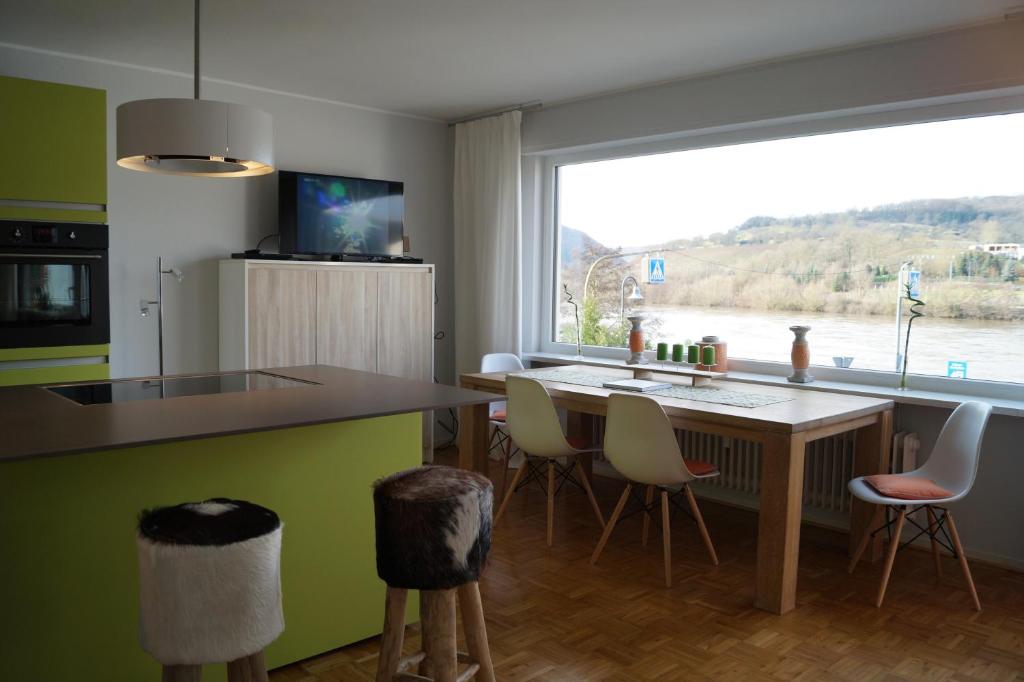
[684,485,719,566]
[641,485,654,547]
[546,459,556,547]
[925,506,943,579]
[376,586,408,682]
[575,456,605,529]
[661,490,672,588]
[875,509,905,607]
[163,665,201,682]
[226,650,268,682]
[458,582,495,682]
[946,512,981,611]
[591,484,632,565]
[421,589,458,682]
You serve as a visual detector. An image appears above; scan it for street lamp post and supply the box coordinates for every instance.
[619,275,644,324]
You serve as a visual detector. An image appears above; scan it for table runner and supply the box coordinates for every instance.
[515,366,794,409]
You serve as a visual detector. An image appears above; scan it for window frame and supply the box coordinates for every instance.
[527,90,1024,402]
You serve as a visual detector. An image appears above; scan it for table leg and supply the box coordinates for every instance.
[567,411,596,482]
[755,431,806,614]
[851,410,893,562]
[458,402,490,474]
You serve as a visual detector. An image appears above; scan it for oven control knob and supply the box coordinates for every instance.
[12,227,23,240]
[69,230,77,240]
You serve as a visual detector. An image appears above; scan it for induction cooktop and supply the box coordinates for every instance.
[47,371,319,405]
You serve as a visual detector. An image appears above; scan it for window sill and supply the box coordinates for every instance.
[523,351,1024,418]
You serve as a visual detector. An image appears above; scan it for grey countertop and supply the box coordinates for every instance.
[0,365,501,463]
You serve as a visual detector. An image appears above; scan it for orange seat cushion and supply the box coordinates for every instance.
[864,474,953,500]
[566,435,589,450]
[684,459,718,477]
[490,409,506,422]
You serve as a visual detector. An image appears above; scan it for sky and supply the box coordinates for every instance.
[558,112,1024,249]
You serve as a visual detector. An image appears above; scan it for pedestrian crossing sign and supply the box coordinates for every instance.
[647,257,665,284]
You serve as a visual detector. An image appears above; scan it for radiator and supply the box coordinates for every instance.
[584,415,918,530]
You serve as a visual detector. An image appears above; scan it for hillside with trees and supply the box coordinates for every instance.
[559,195,1024,345]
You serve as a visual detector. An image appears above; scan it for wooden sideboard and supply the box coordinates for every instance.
[219,259,435,456]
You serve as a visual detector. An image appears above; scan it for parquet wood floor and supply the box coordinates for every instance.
[270,450,1024,681]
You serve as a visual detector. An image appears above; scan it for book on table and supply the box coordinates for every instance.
[602,378,671,393]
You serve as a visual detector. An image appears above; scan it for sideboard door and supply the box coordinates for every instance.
[377,270,433,381]
[316,269,378,372]
[247,267,317,369]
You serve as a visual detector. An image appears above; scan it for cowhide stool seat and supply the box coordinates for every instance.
[373,465,495,682]
[136,498,284,682]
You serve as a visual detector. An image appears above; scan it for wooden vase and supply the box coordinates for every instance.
[787,325,813,383]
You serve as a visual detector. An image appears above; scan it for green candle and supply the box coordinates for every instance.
[687,344,699,364]
[702,345,716,366]
[656,342,668,361]
[671,343,684,363]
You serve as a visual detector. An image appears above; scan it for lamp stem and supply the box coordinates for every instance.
[193,0,201,100]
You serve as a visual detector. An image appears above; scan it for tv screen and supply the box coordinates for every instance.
[279,171,404,256]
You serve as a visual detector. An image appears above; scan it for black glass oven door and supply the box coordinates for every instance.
[0,251,110,348]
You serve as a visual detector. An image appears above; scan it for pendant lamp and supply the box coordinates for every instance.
[116,0,273,177]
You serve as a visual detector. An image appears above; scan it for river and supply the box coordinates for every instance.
[632,306,1024,384]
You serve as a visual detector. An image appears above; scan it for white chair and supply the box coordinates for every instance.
[591,392,720,588]
[493,375,605,546]
[480,352,524,497]
[848,400,992,610]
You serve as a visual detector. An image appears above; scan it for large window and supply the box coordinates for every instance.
[555,113,1024,383]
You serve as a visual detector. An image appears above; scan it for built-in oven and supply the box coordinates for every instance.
[0,220,110,349]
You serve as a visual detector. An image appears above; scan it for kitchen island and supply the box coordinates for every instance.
[0,365,500,682]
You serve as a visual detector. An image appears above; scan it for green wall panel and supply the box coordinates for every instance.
[0,413,422,681]
[0,75,107,206]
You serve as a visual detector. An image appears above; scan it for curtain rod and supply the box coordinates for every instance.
[448,101,542,127]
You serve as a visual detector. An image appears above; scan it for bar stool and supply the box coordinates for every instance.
[374,465,495,682]
[136,498,284,682]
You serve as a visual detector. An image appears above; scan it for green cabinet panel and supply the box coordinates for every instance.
[0,363,109,387]
[0,414,422,681]
[0,75,107,206]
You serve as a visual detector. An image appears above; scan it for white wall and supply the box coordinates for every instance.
[519,21,1024,568]
[522,20,1024,154]
[0,45,455,384]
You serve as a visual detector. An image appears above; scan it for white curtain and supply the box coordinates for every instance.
[453,110,522,377]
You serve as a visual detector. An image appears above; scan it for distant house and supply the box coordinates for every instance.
[969,243,1022,259]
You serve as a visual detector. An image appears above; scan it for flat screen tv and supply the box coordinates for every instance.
[278,170,404,257]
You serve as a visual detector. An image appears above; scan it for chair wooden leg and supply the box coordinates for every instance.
[945,512,981,611]
[227,650,268,682]
[926,506,943,579]
[641,485,654,547]
[546,460,556,547]
[457,582,495,682]
[420,589,458,682]
[575,456,605,529]
[661,490,672,588]
[163,665,201,682]
[500,433,512,500]
[849,505,882,574]
[591,484,632,565]
[375,586,408,682]
[684,485,719,566]
[493,456,529,526]
[875,508,905,607]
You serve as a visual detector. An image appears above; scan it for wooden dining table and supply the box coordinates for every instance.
[458,365,894,615]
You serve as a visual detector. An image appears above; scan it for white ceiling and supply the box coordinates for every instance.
[0,0,1014,121]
